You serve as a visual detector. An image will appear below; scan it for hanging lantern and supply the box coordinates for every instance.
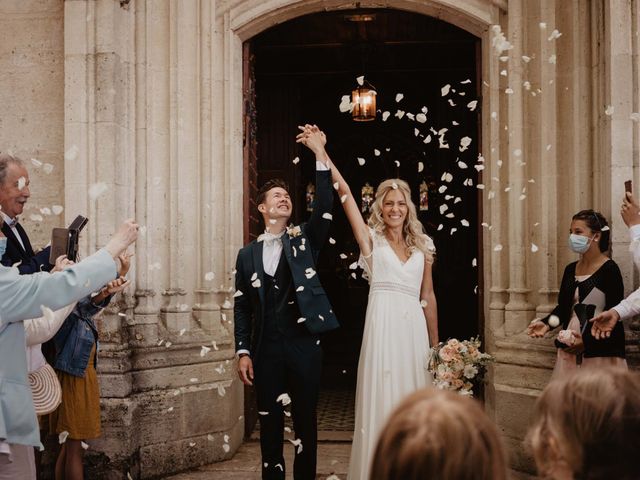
[352,82,377,122]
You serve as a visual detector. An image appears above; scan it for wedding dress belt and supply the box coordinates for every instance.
[370,282,419,298]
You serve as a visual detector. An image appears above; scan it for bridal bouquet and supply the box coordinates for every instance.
[428,337,493,397]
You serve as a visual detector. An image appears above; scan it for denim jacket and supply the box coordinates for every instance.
[53,294,112,377]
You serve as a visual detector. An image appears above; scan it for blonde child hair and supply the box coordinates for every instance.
[371,388,508,480]
[528,367,640,479]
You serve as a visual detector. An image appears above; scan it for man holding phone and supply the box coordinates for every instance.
[0,154,52,273]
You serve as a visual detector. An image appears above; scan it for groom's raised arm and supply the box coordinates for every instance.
[305,168,333,253]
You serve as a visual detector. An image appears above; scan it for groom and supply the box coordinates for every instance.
[234,126,339,480]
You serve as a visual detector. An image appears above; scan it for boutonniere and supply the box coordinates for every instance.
[286,224,302,239]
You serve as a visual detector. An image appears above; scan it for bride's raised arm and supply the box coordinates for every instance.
[297,125,373,257]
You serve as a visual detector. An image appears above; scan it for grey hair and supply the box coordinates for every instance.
[0,153,25,186]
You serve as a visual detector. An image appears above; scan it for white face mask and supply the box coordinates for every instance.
[568,233,594,254]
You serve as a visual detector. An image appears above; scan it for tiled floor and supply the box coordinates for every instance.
[251,387,355,438]
[317,388,355,432]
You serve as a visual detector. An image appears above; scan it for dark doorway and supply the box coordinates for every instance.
[244,8,481,435]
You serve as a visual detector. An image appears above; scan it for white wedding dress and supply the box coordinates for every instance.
[347,230,434,480]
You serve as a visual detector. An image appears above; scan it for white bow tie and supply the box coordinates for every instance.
[257,231,284,245]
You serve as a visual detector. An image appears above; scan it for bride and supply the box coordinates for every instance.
[298,125,438,480]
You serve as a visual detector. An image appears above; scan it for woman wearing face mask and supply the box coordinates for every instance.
[527,210,626,377]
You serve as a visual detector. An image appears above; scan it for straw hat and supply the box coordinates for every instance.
[28,364,62,415]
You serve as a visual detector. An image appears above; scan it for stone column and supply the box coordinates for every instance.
[534,0,559,317]
[503,0,534,334]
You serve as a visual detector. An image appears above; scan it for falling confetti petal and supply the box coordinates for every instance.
[31,158,43,168]
[356,75,364,86]
[64,145,79,162]
[605,105,614,116]
[322,213,333,220]
[467,100,478,111]
[252,278,262,288]
[505,88,514,95]
[88,182,108,200]
[395,93,404,102]
[459,137,472,152]
[418,162,424,173]
[382,111,390,121]
[494,244,503,252]
[441,84,451,96]
[548,29,562,41]
[416,113,427,123]
[200,346,211,357]
[531,243,539,253]
[357,157,366,166]
[339,95,353,113]
[59,431,69,444]
[277,393,292,406]
[292,157,300,164]
[491,25,513,55]
[548,54,557,64]
[205,272,215,281]
[374,149,381,156]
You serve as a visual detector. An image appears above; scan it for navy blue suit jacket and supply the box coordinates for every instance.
[233,170,339,358]
[1,221,52,273]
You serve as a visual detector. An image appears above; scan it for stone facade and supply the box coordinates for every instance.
[1,0,640,477]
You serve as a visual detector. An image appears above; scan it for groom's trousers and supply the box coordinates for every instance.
[254,334,322,480]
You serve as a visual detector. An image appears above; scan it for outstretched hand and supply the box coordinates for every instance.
[527,320,550,338]
[590,309,620,339]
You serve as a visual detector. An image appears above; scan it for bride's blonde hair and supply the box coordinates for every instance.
[368,179,434,261]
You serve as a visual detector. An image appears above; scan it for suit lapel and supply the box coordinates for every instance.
[281,234,292,263]
[14,223,34,257]
[251,241,265,306]
[1,222,28,259]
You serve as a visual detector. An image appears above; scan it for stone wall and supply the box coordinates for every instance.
[0,0,65,246]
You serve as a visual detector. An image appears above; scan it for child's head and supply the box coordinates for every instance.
[528,367,640,479]
[371,388,508,480]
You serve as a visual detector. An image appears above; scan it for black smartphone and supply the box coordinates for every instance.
[625,180,632,194]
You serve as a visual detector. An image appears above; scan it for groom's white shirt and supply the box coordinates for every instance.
[237,161,329,357]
